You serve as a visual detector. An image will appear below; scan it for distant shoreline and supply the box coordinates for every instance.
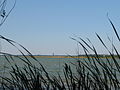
[9,55,119,58]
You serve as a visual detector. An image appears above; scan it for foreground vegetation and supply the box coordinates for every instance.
[1,0,120,90]
[0,19,120,90]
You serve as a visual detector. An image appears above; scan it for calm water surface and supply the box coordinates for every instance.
[0,56,79,77]
[0,55,118,78]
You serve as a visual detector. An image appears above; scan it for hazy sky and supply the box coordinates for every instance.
[1,0,120,55]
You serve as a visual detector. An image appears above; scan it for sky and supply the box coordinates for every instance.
[1,0,120,55]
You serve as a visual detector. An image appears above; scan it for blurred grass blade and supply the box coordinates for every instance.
[108,18,120,42]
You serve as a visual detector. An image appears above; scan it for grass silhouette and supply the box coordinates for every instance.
[1,0,120,89]
[0,19,120,90]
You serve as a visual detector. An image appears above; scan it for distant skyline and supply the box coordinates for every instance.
[1,0,120,55]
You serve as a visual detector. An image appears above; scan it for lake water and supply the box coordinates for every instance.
[0,55,120,89]
[0,55,80,78]
[0,55,118,78]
